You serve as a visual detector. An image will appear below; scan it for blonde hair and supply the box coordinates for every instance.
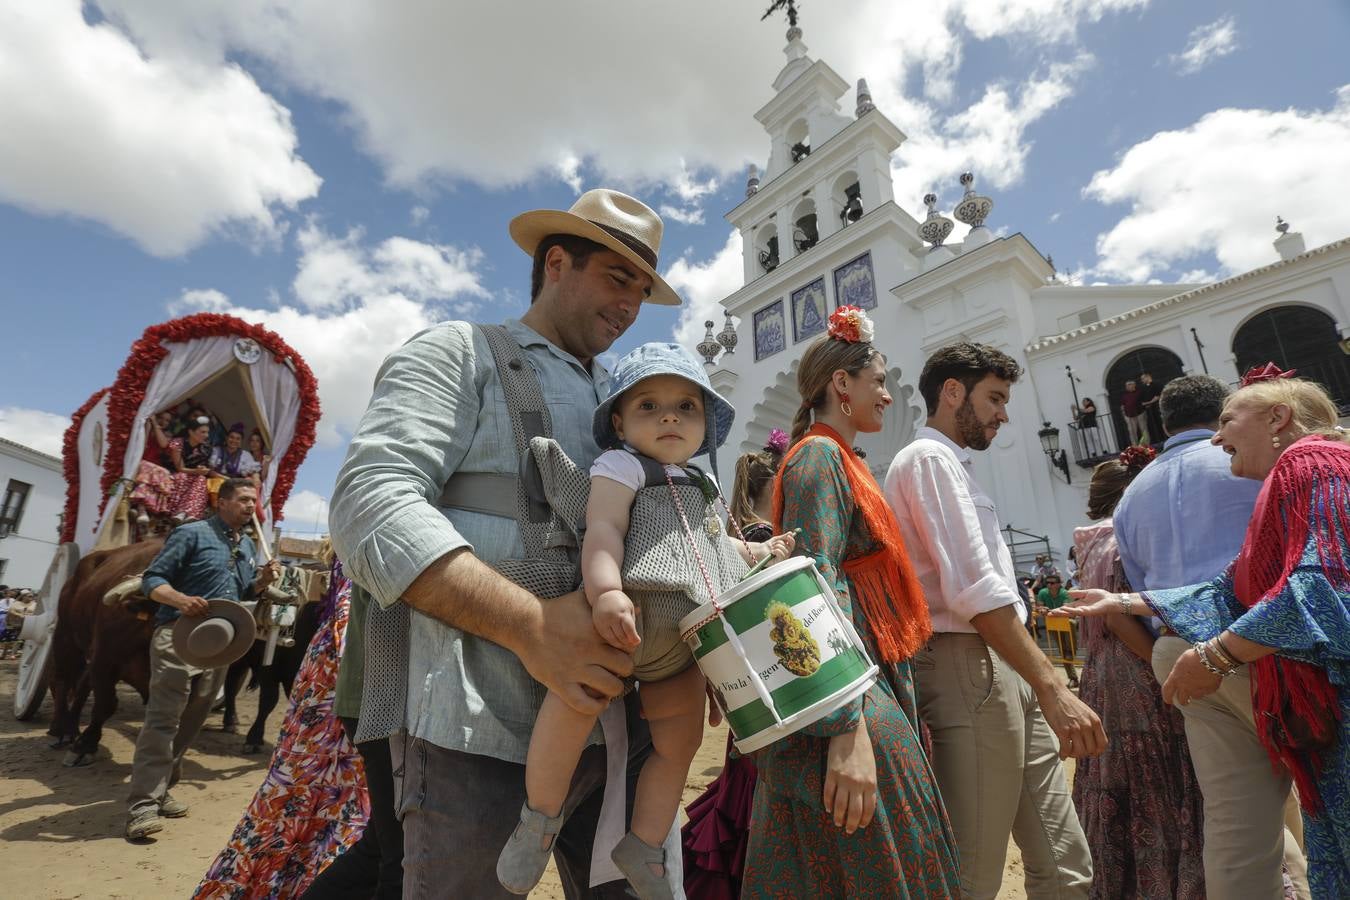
[789,336,882,446]
[728,449,780,529]
[1230,378,1348,443]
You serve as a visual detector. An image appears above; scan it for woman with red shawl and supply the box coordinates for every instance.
[1056,368,1350,898]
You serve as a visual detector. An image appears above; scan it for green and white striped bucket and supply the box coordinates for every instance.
[679,555,878,753]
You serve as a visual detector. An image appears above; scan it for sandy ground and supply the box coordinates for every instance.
[0,659,1033,898]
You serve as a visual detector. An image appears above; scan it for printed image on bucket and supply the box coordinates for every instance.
[679,555,878,753]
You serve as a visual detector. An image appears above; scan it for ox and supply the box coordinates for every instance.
[48,539,162,766]
[220,600,322,753]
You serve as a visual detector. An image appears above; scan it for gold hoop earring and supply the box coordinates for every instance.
[841,401,853,417]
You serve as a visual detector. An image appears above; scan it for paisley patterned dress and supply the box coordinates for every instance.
[742,439,960,899]
[194,573,368,899]
[1070,520,1206,899]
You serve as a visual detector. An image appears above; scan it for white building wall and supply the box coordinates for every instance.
[0,439,65,590]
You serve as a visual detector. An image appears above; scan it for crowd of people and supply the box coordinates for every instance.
[0,585,37,659]
[107,190,1349,900]
[129,404,273,528]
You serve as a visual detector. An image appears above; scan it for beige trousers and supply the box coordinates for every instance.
[1152,636,1310,899]
[126,625,224,820]
[914,632,1092,900]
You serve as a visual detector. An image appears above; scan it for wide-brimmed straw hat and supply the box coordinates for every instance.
[509,189,681,306]
[172,599,256,668]
[593,342,735,461]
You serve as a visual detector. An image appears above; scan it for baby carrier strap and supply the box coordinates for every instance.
[356,322,565,745]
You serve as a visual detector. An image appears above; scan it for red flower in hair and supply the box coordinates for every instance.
[1118,445,1157,474]
[827,305,874,343]
[1240,363,1297,387]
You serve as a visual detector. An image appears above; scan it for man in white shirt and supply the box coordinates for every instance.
[885,342,1103,900]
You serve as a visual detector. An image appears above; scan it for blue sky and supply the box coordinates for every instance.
[2,0,1348,535]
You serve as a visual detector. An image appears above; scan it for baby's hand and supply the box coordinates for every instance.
[593,589,641,652]
[763,531,796,562]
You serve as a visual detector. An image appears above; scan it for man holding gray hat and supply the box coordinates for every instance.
[125,477,279,841]
[330,189,680,897]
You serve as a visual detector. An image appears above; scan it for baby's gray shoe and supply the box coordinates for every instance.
[496,802,563,895]
[610,831,673,900]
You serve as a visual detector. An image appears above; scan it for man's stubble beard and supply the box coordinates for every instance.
[955,398,993,451]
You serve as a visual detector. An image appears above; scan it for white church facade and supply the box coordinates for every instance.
[698,27,1350,573]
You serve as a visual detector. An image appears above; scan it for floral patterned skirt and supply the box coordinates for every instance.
[1073,629,1206,899]
[130,460,174,514]
[742,681,960,899]
[194,579,368,900]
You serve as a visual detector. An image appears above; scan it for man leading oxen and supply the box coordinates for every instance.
[125,477,280,841]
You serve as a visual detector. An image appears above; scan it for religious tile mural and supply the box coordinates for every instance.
[833,252,877,310]
[791,277,828,343]
[753,298,787,360]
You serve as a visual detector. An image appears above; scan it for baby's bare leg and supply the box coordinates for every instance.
[631,663,708,850]
[526,690,599,820]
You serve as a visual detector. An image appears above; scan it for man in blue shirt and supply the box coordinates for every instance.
[1112,375,1308,897]
[126,477,279,840]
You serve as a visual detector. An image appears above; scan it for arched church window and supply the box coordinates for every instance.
[787,119,811,164]
[835,173,863,227]
[1103,346,1185,449]
[792,197,818,252]
[1232,305,1350,408]
[755,222,779,274]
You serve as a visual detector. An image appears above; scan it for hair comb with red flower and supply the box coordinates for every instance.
[1118,445,1156,474]
[827,305,875,344]
[1240,363,1297,387]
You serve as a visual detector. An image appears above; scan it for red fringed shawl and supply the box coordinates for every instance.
[772,424,932,663]
[1234,435,1350,813]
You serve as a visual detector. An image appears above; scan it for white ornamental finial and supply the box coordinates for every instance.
[1276,215,1290,234]
[953,172,993,229]
[746,164,760,197]
[918,193,954,247]
[696,320,721,366]
[855,78,875,117]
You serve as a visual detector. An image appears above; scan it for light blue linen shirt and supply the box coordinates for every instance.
[1113,428,1262,592]
[329,319,608,762]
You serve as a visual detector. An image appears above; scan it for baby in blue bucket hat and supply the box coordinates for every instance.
[497,343,794,898]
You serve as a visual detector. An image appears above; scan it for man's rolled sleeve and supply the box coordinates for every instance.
[901,452,1021,623]
[329,323,481,608]
[141,527,193,596]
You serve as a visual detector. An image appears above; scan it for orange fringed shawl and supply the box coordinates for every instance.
[772,424,932,662]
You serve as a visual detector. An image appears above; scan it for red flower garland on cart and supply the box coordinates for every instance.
[58,387,109,544]
[95,313,321,527]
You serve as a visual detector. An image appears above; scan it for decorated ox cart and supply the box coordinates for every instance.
[12,313,320,722]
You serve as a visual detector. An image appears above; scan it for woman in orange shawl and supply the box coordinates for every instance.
[741,307,959,899]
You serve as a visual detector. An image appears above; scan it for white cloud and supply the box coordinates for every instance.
[410,205,430,226]
[1171,16,1239,75]
[277,488,330,533]
[0,1,320,256]
[889,55,1092,216]
[291,222,487,311]
[665,231,745,354]
[91,0,1148,197]
[1085,86,1350,281]
[174,224,491,445]
[0,407,70,457]
[659,205,707,227]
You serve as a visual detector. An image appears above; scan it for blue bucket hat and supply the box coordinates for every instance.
[593,343,735,461]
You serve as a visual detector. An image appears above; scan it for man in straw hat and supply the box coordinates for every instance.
[126,477,279,841]
[330,189,682,897]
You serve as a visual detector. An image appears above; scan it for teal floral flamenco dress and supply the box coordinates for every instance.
[1142,436,1350,899]
[741,429,960,899]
